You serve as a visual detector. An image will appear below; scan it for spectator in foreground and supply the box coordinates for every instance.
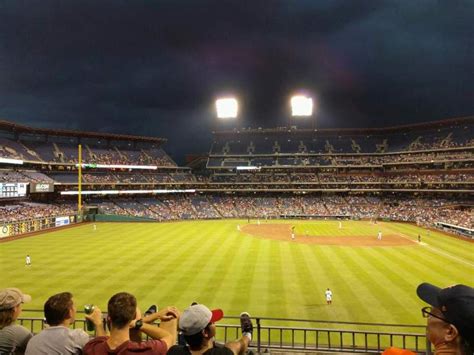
[84,292,178,355]
[417,282,474,355]
[167,304,252,355]
[0,288,33,355]
[25,291,104,355]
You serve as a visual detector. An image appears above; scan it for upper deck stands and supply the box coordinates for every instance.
[208,117,474,168]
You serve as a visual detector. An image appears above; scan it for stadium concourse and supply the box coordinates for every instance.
[0,117,472,238]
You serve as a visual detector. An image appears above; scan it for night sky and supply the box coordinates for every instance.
[0,1,472,163]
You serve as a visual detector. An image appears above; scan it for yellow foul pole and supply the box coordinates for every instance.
[78,144,82,215]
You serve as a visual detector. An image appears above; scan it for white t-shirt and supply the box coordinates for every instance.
[325,290,333,300]
[25,326,90,355]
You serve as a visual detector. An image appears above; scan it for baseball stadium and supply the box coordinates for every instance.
[1,2,473,353]
[0,117,472,354]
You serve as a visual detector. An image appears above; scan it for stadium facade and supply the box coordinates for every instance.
[0,117,472,239]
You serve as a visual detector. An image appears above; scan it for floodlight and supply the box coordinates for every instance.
[291,95,313,116]
[216,97,238,118]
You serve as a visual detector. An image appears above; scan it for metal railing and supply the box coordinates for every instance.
[19,312,430,354]
[217,316,429,354]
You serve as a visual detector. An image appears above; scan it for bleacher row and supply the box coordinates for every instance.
[208,149,473,168]
[1,170,473,185]
[0,137,175,166]
[211,121,473,155]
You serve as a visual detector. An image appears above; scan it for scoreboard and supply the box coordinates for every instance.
[0,183,27,198]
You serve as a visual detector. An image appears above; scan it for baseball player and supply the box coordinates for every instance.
[325,288,333,305]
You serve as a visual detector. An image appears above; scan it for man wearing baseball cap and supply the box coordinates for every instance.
[0,288,33,354]
[167,304,253,355]
[417,282,474,355]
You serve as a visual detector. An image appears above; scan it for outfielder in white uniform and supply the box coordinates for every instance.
[377,231,382,240]
[25,255,31,266]
[325,288,333,305]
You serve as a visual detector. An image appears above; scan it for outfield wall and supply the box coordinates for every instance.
[0,215,78,238]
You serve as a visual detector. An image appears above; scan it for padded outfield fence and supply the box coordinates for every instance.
[19,312,430,354]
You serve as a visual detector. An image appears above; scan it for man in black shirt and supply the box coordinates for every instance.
[167,304,252,355]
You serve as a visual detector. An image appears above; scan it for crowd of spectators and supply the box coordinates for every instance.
[0,202,75,222]
[206,172,473,186]
[84,195,473,230]
[0,288,253,355]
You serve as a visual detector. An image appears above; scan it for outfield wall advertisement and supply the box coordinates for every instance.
[0,215,77,238]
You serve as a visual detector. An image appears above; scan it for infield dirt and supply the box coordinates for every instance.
[241,223,416,247]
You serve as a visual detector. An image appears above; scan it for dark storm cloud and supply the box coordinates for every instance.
[0,0,472,163]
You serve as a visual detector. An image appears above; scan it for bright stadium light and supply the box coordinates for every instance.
[216,97,238,118]
[291,95,313,117]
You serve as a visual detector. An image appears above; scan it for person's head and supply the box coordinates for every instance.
[44,292,75,326]
[179,304,223,350]
[0,288,31,328]
[107,292,137,330]
[417,283,474,354]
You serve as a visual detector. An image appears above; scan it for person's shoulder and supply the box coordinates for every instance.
[5,324,33,336]
[83,335,108,350]
[167,344,190,355]
[204,347,234,355]
[130,339,167,352]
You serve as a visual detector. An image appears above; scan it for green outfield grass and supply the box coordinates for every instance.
[1,219,472,333]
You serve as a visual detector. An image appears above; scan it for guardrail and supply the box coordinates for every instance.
[18,313,430,354]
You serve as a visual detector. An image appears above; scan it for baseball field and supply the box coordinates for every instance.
[1,219,472,337]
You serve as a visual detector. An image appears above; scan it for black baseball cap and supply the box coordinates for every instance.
[417,283,474,345]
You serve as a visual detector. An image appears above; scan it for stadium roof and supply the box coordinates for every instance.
[0,120,167,144]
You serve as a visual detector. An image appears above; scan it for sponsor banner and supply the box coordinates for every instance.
[0,224,10,238]
[30,183,54,193]
[55,216,70,227]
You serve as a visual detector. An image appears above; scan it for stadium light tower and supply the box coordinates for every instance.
[215,97,239,119]
[290,95,313,117]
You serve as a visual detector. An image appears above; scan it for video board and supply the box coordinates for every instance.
[0,183,27,198]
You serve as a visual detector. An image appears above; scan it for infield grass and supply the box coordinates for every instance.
[1,219,472,336]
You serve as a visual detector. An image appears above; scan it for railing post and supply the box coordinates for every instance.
[256,317,261,354]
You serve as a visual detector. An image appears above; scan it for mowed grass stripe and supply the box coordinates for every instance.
[348,246,422,324]
[307,246,356,324]
[287,243,327,321]
[325,246,395,324]
[384,244,471,286]
[387,223,474,263]
[263,239,289,318]
[284,242,315,321]
[225,231,262,315]
[1,219,470,329]
[150,223,232,307]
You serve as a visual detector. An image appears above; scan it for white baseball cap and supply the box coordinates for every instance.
[179,304,224,336]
